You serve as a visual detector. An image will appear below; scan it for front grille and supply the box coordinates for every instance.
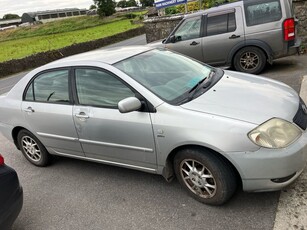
[293,98,307,130]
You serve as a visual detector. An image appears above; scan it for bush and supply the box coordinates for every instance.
[165,6,178,15]
[124,13,137,19]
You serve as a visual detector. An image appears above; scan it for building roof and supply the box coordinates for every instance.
[24,8,87,17]
[0,19,21,25]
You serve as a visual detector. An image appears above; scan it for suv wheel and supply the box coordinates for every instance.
[174,148,237,205]
[234,47,266,74]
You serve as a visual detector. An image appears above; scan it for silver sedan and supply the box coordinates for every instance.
[0,46,306,205]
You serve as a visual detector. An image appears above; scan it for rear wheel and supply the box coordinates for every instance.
[174,148,237,205]
[17,129,51,166]
[233,47,266,74]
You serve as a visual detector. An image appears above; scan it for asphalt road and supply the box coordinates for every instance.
[1,36,307,229]
[1,136,279,230]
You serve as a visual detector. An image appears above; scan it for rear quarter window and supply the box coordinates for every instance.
[244,0,282,26]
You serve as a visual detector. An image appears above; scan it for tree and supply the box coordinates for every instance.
[127,0,137,7]
[94,0,116,17]
[117,0,136,8]
[140,0,154,7]
[89,4,97,10]
[117,0,127,8]
[3,14,20,20]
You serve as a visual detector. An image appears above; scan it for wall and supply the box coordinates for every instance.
[0,27,145,78]
[144,15,183,43]
[144,1,307,46]
[294,0,307,47]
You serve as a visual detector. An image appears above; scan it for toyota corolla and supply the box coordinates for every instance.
[0,46,306,205]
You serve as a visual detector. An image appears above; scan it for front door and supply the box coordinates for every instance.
[72,68,157,170]
[165,16,204,62]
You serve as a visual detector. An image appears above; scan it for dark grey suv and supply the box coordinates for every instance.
[152,0,301,74]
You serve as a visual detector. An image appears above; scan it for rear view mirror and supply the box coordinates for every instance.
[118,97,142,113]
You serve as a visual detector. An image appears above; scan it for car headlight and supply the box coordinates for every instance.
[248,118,302,149]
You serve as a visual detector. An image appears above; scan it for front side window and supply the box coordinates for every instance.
[244,0,282,26]
[75,68,135,108]
[25,70,69,103]
[174,16,202,41]
[114,49,213,104]
[206,12,236,36]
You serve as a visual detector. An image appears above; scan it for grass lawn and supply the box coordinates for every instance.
[0,19,142,62]
[0,16,125,42]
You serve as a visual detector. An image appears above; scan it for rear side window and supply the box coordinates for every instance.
[244,0,282,26]
[25,70,69,103]
[206,13,236,36]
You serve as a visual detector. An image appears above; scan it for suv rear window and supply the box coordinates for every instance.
[244,0,282,26]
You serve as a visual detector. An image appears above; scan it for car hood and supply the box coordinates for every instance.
[180,70,299,125]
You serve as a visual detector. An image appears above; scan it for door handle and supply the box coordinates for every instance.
[75,112,89,119]
[23,107,35,113]
[190,41,200,46]
[229,34,241,39]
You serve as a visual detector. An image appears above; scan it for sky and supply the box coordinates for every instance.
[0,0,94,18]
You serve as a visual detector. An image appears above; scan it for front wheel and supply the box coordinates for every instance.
[17,129,51,166]
[233,47,266,74]
[174,148,237,205]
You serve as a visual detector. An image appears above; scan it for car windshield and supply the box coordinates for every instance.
[114,49,213,104]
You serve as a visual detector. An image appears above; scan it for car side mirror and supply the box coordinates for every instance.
[169,35,176,43]
[118,97,142,113]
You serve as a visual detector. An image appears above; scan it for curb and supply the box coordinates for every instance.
[273,76,307,230]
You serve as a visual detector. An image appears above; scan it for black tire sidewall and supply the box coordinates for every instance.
[174,148,237,205]
[234,47,266,74]
[17,130,50,166]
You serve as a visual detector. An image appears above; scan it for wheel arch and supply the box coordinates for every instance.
[227,40,273,66]
[162,144,242,187]
[12,126,28,150]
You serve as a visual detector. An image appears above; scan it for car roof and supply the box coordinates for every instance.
[46,46,154,67]
[184,0,243,18]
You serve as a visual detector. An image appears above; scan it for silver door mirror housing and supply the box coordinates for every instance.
[118,97,142,113]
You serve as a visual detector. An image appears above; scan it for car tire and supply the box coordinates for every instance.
[233,47,266,74]
[174,148,237,205]
[17,129,51,167]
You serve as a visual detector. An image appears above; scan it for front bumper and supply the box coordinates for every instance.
[226,130,307,192]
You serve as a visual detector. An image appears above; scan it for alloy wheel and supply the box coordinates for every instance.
[180,159,217,198]
[21,135,41,162]
[240,52,259,71]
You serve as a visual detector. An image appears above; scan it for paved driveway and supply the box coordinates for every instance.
[261,54,307,92]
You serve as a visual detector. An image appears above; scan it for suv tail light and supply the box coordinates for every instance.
[283,18,295,41]
[0,154,4,165]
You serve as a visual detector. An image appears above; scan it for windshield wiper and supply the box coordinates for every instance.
[185,70,215,102]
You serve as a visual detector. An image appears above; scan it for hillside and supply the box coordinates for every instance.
[0,13,145,62]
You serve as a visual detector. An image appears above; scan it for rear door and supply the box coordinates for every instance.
[165,16,204,61]
[22,69,84,156]
[201,7,245,66]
